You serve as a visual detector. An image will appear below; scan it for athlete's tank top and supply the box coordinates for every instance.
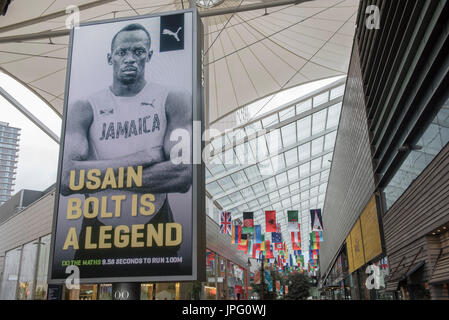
[86,82,169,226]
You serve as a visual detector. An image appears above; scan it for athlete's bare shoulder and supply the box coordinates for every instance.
[67,98,94,132]
[164,88,192,122]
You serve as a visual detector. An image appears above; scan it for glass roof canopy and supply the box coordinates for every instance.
[205,77,346,257]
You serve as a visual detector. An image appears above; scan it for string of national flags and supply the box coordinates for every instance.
[220,209,325,272]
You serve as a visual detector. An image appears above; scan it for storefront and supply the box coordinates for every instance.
[0,191,250,300]
[322,195,394,300]
[0,234,249,300]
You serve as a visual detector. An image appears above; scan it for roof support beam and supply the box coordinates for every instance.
[0,86,60,144]
[227,177,328,214]
[0,0,312,44]
[0,0,117,34]
[199,0,312,17]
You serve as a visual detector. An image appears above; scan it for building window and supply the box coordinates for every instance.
[34,234,51,300]
[383,100,449,211]
[17,241,38,300]
[0,247,21,300]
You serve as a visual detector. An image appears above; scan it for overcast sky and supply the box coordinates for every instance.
[0,72,61,194]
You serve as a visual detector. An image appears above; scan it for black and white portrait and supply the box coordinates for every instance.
[51,12,195,281]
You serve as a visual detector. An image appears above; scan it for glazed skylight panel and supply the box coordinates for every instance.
[213,153,332,209]
[207,87,343,157]
[208,127,336,186]
[204,79,346,252]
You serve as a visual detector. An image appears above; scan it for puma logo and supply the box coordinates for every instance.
[99,108,114,115]
[162,27,182,42]
[141,99,156,108]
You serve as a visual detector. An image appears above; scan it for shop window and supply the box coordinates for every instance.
[141,284,155,300]
[17,241,38,300]
[0,247,21,300]
[155,283,176,300]
[34,235,51,300]
[99,284,112,300]
[68,284,97,300]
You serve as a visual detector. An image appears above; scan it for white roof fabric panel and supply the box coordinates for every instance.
[0,0,357,121]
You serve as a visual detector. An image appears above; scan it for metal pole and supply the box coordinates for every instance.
[261,257,264,300]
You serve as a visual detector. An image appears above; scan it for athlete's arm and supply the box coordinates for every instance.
[133,89,193,194]
[60,100,164,196]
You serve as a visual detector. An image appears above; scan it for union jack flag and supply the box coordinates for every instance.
[220,211,232,235]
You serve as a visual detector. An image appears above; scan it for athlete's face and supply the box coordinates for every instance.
[108,30,152,84]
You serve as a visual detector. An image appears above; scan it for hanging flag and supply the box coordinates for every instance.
[232,224,242,244]
[243,212,255,233]
[291,229,301,244]
[276,223,282,233]
[310,249,319,259]
[292,242,301,251]
[274,242,283,251]
[239,233,248,246]
[206,251,215,269]
[272,232,282,244]
[266,240,274,259]
[310,231,323,244]
[235,225,242,244]
[220,211,232,235]
[310,209,324,231]
[254,225,262,244]
[299,255,304,268]
[265,210,277,232]
[309,241,320,250]
[287,210,299,232]
[245,238,251,255]
[260,235,266,251]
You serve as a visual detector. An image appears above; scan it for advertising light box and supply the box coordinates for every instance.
[49,9,205,284]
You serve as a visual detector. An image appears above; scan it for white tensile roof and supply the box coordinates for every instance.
[0,0,357,125]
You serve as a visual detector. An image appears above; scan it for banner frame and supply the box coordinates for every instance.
[47,8,205,285]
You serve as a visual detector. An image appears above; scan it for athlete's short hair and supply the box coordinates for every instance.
[110,23,151,52]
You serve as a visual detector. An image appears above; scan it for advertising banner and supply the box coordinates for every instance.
[349,219,365,272]
[49,9,204,283]
[360,195,383,262]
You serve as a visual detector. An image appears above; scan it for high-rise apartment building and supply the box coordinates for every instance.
[0,121,20,206]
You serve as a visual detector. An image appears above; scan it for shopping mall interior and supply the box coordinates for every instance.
[0,0,448,301]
